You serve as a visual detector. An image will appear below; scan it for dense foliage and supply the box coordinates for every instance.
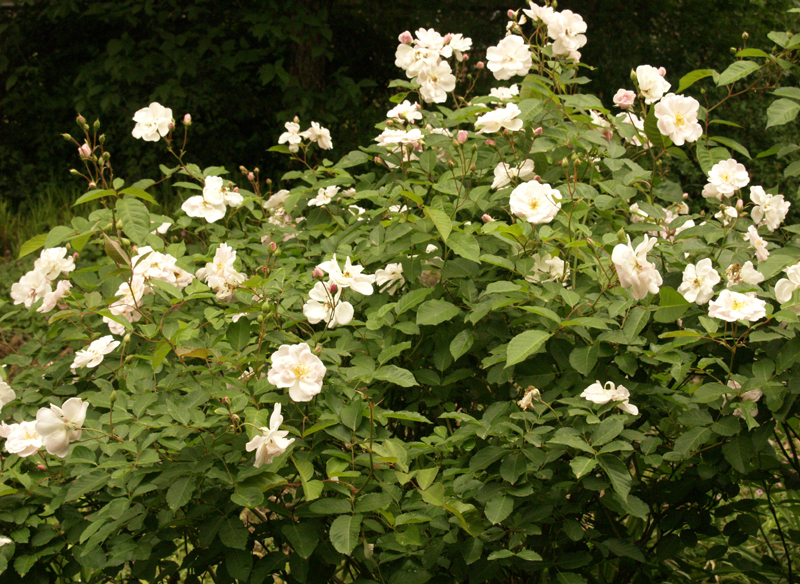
[3,2,800,583]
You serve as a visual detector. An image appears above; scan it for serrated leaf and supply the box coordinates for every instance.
[416,299,461,326]
[569,344,598,376]
[598,455,631,500]
[676,69,716,93]
[395,288,434,315]
[424,206,452,241]
[103,234,131,266]
[374,365,418,387]
[643,108,671,150]
[120,186,158,205]
[226,319,251,352]
[506,330,551,367]
[722,433,753,473]
[18,233,47,259]
[447,231,481,262]
[449,329,474,360]
[485,495,514,524]
[592,418,625,447]
[329,514,363,555]
[282,522,319,559]
[767,99,800,128]
[674,427,713,455]
[45,225,74,248]
[116,196,151,245]
[717,60,760,86]
[219,516,249,549]
[570,456,598,479]
[231,487,264,508]
[73,188,116,206]
[166,477,194,510]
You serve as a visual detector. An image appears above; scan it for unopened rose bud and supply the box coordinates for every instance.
[168,121,175,131]
[476,61,485,69]
[314,345,322,355]
[398,30,413,44]
[109,390,117,404]
[629,69,637,82]
[88,182,96,189]
[254,167,259,173]
[742,32,749,40]
[116,220,123,229]
[257,313,265,323]
[683,192,689,199]
[93,119,100,130]
[481,214,494,222]
[507,9,517,18]
[266,178,272,184]
[223,396,230,404]
[247,172,255,181]
[37,464,46,470]
[462,53,469,60]
[233,186,239,192]
[293,115,300,123]
[484,139,496,147]
[330,283,338,294]
[69,169,80,175]
[443,33,452,44]
[312,267,324,279]
[62,133,73,141]
[123,333,131,344]
[268,242,278,254]
[102,152,110,161]
[99,134,105,144]
[77,114,85,124]
[183,113,192,126]
[736,199,744,209]
[73,252,79,260]
[457,130,468,144]
[262,300,271,312]
[374,156,383,164]
[78,143,92,158]
[534,127,543,135]
[730,47,737,54]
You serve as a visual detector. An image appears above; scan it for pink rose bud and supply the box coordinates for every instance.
[76,115,85,124]
[533,175,541,181]
[457,130,468,144]
[37,464,46,470]
[481,214,494,222]
[330,283,338,294]
[612,89,636,110]
[293,115,300,123]
[73,252,79,260]
[736,199,744,209]
[463,53,469,60]
[484,139,496,146]
[223,397,229,404]
[683,192,689,198]
[507,9,516,18]
[443,33,452,44]
[476,61,485,69]
[183,113,192,125]
[602,129,613,141]
[233,186,239,192]
[269,241,277,252]
[247,172,255,181]
[254,167,259,173]
[78,143,92,158]
[658,67,667,76]
[374,156,383,164]
[88,181,96,189]
[266,178,272,184]
[168,121,175,130]
[312,267,324,279]
[534,127,543,135]
[398,30,413,44]
[314,345,322,354]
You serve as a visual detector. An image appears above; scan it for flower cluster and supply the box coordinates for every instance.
[395,28,471,103]
[278,119,333,152]
[196,243,248,302]
[523,3,587,61]
[1,398,89,458]
[11,247,74,311]
[182,175,244,223]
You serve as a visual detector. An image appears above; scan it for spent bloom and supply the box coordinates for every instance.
[71,335,120,369]
[611,235,663,300]
[509,180,562,224]
[245,403,295,467]
[475,103,523,133]
[726,261,764,287]
[35,398,89,458]
[635,65,671,104]
[581,381,638,415]
[485,35,532,80]
[708,159,749,196]
[267,343,326,402]
[654,93,702,146]
[678,258,720,305]
[750,186,790,231]
[375,263,406,295]
[708,289,766,322]
[131,102,173,142]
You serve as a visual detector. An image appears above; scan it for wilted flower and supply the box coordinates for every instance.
[678,258,720,304]
[267,343,326,402]
[131,102,173,142]
[581,381,638,415]
[708,289,766,322]
[525,252,569,283]
[245,403,295,467]
[726,261,764,287]
[35,398,89,458]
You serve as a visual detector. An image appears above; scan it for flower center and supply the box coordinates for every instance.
[291,362,311,378]
[731,299,745,311]
[674,112,685,127]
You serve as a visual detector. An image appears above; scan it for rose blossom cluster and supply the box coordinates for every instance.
[1,398,89,459]
[11,247,74,312]
[395,28,471,103]
[303,255,376,328]
[196,243,248,302]
[182,175,244,223]
[612,235,662,300]
[523,3,587,61]
[278,118,333,152]
[104,246,194,335]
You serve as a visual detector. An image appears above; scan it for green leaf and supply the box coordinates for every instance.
[654,286,690,323]
[773,87,800,101]
[604,538,645,562]
[766,99,800,128]
[449,329,475,360]
[103,234,131,266]
[623,307,649,342]
[570,456,598,479]
[329,514,363,555]
[45,225,74,248]
[736,48,770,58]
[717,60,760,86]
[500,453,528,484]
[231,487,265,508]
[395,288,434,315]
[116,196,151,245]
[120,186,158,205]
[151,342,172,372]
[643,108,671,150]
[374,365,418,387]
[447,231,481,262]
[73,188,116,206]
[485,495,514,524]
[676,69,716,93]
[722,433,753,473]
[219,516,249,549]
[281,523,320,559]
[166,477,194,510]
[709,136,750,159]
[506,330,551,367]
[416,299,461,326]
[18,233,47,259]
[424,206,452,241]
[598,455,631,500]
[673,427,713,455]
[226,319,251,352]
[569,344,598,376]
[592,418,625,447]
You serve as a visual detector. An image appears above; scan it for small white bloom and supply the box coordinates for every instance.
[131,102,173,142]
[745,225,769,261]
[708,159,749,195]
[11,269,52,309]
[387,100,423,122]
[278,121,303,152]
[417,60,457,103]
[492,159,535,190]
[547,10,587,57]
[486,35,532,81]
[654,93,702,146]
[611,235,662,300]
[267,343,326,402]
[303,281,354,328]
[264,189,291,209]
[308,186,340,207]
[714,205,738,225]
[677,258,720,305]
[300,121,333,150]
[475,103,523,134]
[708,289,766,322]
[4,420,42,457]
[375,263,405,295]
[35,398,89,458]
[316,254,376,295]
[181,195,227,223]
[525,252,569,283]
[750,186,790,231]
[489,85,520,101]
[509,180,562,224]
[34,247,75,279]
[37,280,72,314]
[0,380,15,411]
[775,264,800,312]
[72,335,120,369]
[245,403,295,467]
[581,381,638,415]
[448,33,472,61]
[635,65,671,104]
[0,536,12,547]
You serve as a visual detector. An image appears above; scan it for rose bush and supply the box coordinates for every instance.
[2,3,800,583]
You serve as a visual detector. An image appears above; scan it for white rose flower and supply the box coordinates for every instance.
[677,258,720,305]
[0,380,15,411]
[202,176,226,205]
[131,102,173,142]
[489,85,520,101]
[581,381,638,415]
[4,420,42,457]
[309,186,340,207]
[486,35,532,81]
[264,189,291,209]
[708,159,749,196]
[654,93,702,146]
[509,180,562,224]
[300,121,333,150]
[547,10,587,56]
[475,103,523,134]
[635,65,671,104]
[303,281,354,328]
[181,195,227,223]
[375,263,405,295]
[750,186,790,231]
[394,44,439,78]
[245,403,295,467]
[386,100,422,122]
[448,33,472,61]
[726,261,764,287]
[523,3,556,25]
[267,343,326,402]
[417,60,457,103]
[708,289,766,322]
[37,280,72,314]
[278,121,303,152]
[745,225,769,261]
[775,264,800,312]
[316,254,376,295]
[35,398,89,458]
[491,159,535,190]
[11,269,52,309]
[611,235,662,300]
[34,247,75,279]
[72,335,121,369]
[525,252,569,284]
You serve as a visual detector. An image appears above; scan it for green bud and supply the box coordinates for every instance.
[116,220,124,230]
[62,133,73,141]
[257,313,265,323]
[99,134,106,144]
[123,333,131,344]
[102,152,111,161]
[93,119,100,130]
[742,32,749,40]
[261,301,271,312]
[109,390,117,404]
